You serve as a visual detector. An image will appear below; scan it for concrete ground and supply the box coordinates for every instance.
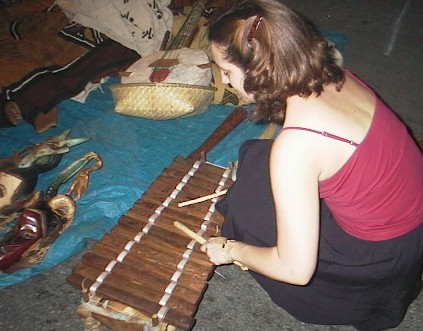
[1,1,422,330]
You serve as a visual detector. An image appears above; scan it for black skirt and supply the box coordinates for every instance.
[217,139,423,331]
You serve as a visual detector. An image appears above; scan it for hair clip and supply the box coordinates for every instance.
[248,15,263,42]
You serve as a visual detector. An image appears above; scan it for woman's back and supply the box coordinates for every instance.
[283,72,376,181]
[281,72,423,240]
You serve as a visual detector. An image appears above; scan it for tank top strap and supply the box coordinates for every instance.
[282,127,359,147]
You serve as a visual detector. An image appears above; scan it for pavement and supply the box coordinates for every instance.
[0,1,422,330]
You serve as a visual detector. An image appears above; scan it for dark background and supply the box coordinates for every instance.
[1,1,422,330]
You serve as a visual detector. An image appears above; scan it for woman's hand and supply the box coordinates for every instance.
[201,237,234,265]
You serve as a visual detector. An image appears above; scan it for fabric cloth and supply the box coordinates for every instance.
[218,139,423,331]
[56,0,173,57]
[319,74,423,241]
[0,0,89,87]
[121,47,212,86]
[1,39,140,131]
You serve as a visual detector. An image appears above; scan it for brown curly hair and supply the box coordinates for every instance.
[208,0,345,124]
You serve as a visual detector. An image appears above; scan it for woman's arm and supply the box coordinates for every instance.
[203,131,322,285]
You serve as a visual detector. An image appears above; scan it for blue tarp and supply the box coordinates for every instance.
[0,78,269,287]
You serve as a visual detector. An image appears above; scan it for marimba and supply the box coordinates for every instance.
[67,107,247,331]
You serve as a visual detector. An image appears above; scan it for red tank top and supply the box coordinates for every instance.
[284,83,423,241]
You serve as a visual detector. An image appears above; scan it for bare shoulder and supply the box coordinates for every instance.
[271,125,324,181]
[285,73,375,142]
[279,75,375,180]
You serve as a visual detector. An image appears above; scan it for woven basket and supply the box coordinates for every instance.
[110,83,216,120]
